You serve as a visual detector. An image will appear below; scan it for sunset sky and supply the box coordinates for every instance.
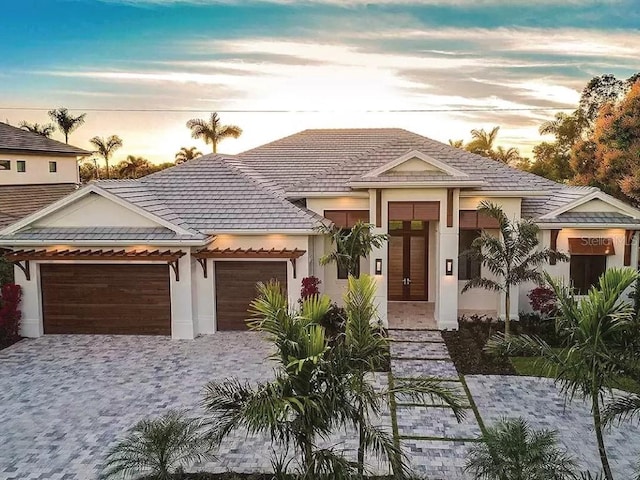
[1,0,638,164]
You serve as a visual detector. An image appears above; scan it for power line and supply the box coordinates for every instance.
[0,106,574,113]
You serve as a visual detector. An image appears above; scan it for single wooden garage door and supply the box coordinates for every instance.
[215,261,287,331]
[41,264,171,335]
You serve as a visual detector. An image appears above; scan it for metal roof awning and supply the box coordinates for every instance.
[568,238,615,256]
[4,249,186,281]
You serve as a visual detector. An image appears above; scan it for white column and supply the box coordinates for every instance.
[288,254,308,306]
[193,257,215,335]
[16,262,43,338]
[436,191,459,330]
[170,253,195,339]
[369,189,388,327]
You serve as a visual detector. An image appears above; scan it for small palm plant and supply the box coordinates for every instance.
[486,268,640,480]
[465,417,578,480]
[318,221,389,278]
[100,410,212,480]
[461,201,568,336]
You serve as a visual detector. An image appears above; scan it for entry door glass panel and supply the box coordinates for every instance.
[409,236,427,300]
[388,235,404,300]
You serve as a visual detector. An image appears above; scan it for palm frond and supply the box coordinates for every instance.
[603,393,640,426]
[389,379,467,421]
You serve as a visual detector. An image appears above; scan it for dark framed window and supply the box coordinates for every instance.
[17,160,26,173]
[570,255,606,295]
[49,161,57,173]
[459,229,481,280]
[0,160,10,170]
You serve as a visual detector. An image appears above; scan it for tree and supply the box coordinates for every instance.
[186,112,242,153]
[465,417,578,480]
[89,135,123,179]
[449,139,464,148]
[174,146,202,164]
[47,107,86,144]
[486,268,640,480]
[461,201,568,336]
[100,410,212,480]
[491,146,522,165]
[19,121,55,138]
[466,126,500,157]
[117,155,151,179]
[318,221,389,278]
[579,74,627,124]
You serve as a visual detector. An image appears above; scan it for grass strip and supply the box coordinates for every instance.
[398,435,481,443]
[458,374,487,436]
[390,356,453,362]
[393,376,461,383]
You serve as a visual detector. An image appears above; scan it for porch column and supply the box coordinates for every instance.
[15,262,43,338]
[369,188,388,327]
[436,190,459,330]
[170,252,195,339]
[193,257,215,335]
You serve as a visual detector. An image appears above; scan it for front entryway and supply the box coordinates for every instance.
[387,301,437,329]
[388,219,429,301]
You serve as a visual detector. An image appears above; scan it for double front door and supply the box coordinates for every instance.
[388,220,428,301]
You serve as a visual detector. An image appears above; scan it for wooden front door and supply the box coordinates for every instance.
[388,220,428,301]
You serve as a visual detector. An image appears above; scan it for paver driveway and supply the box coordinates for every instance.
[0,333,276,480]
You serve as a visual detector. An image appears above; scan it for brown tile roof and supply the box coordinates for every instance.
[0,183,78,228]
[0,122,90,156]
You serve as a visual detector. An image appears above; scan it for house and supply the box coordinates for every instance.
[0,122,90,228]
[1,128,639,339]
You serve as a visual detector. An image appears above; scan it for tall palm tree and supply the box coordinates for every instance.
[466,126,500,157]
[89,135,123,179]
[461,201,568,336]
[19,121,56,138]
[486,268,640,480]
[465,417,578,480]
[491,146,521,165]
[48,107,86,144]
[318,221,389,278]
[174,146,202,164]
[118,155,151,179]
[186,112,242,153]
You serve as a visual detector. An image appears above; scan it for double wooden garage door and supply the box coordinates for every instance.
[41,264,171,335]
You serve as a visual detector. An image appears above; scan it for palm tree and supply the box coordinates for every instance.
[186,112,242,153]
[465,417,578,480]
[491,146,521,165]
[486,268,640,480]
[100,410,212,480]
[318,221,389,278]
[48,107,86,144]
[89,135,123,179]
[19,121,55,138]
[118,155,151,179]
[449,139,465,148]
[461,201,567,336]
[466,126,500,157]
[174,146,202,164]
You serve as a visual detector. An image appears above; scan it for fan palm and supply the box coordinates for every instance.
[186,112,242,153]
[174,146,202,164]
[465,417,578,480]
[486,267,640,480]
[461,201,567,336]
[100,410,212,480]
[118,155,151,179]
[19,121,55,138]
[466,126,500,157]
[318,221,389,278]
[89,135,123,179]
[48,107,86,143]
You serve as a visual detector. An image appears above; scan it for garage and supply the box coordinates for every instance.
[215,261,288,330]
[40,263,171,335]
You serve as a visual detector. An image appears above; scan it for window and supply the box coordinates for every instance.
[337,259,360,280]
[49,161,57,173]
[570,255,606,295]
[458,229,481,280]
[17,160,26,173]
[0,160,10,170]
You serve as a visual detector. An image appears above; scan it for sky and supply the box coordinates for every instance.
[0,0,638,164]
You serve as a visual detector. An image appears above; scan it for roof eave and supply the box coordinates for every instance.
[535,222,640,229]
[0,147,90,157]
[0,238,212,247]
[347,180,486,189]
[460,190,551,197]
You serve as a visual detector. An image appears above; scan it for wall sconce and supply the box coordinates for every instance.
[445,258,454,276]
[375,258,383,275]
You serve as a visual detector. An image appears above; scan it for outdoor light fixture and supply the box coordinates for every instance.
[445,258,454,276]
[375,258,383,275]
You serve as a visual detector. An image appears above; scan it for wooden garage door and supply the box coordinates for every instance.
[41,264,171,335]
[215,261,287,331]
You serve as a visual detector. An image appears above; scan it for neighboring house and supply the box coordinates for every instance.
[0,122,89,227]
[1,128,639,339]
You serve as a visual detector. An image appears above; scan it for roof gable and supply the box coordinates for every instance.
[363,150,469,178]
[539,190,640,220]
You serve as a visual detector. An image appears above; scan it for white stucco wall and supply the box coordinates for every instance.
[306,196,370,217]
[0,152,79,185]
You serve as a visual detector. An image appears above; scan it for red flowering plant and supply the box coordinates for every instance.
[0,283,22,348]
[527,285,558,317]
[300,276,321,299]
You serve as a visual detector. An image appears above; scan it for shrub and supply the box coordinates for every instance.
[0,283,22,348]
[0,257,14,286]
[300,276,321,299]
[320,303,346,340]
[528,286,558,317]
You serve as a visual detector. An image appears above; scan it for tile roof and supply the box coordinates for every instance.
[0,122,90,156]
[0,183,78,228]
[542,212,640,225]
[97,155,324,232]
[237,128,559,194]
[0,226,207,243]
[521,186,597,219]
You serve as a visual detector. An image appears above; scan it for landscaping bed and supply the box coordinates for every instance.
[442,314,559,375]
